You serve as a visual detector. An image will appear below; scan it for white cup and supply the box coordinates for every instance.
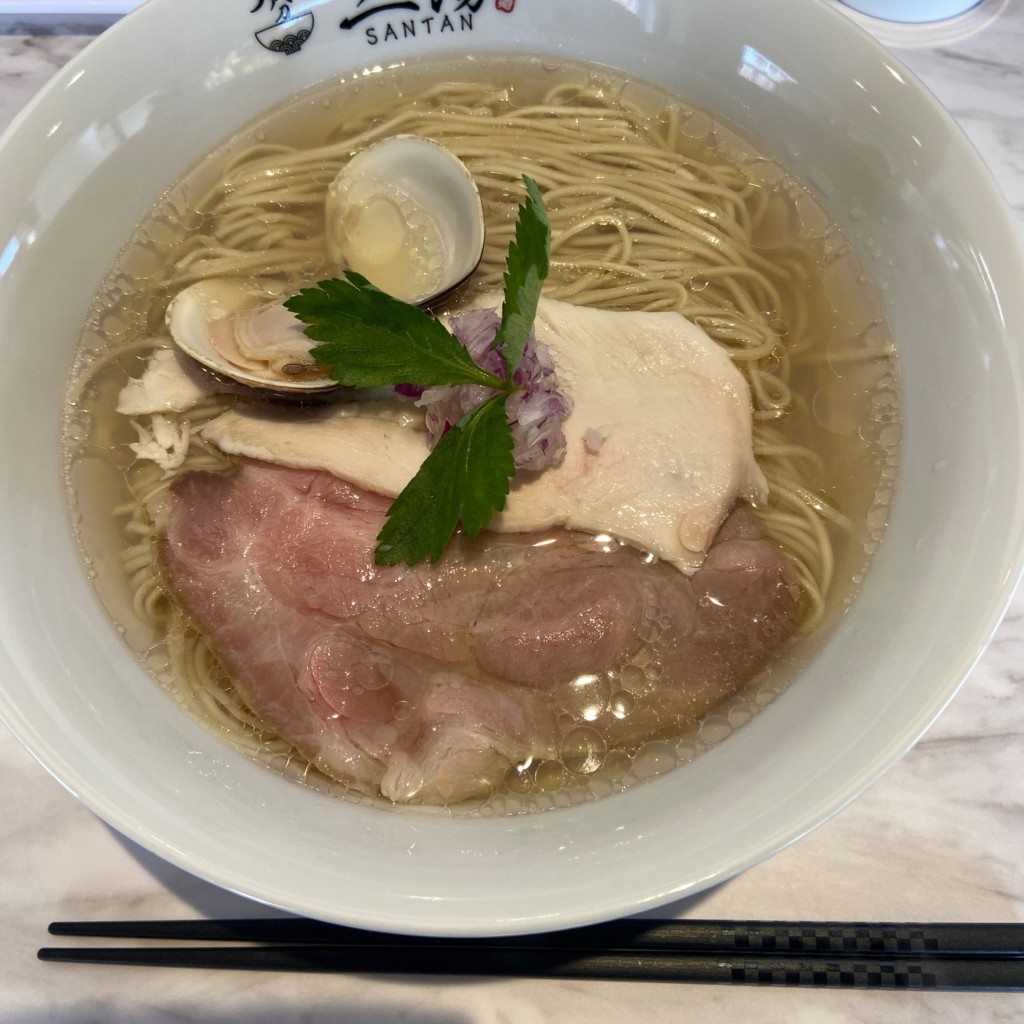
[837,0,981,20]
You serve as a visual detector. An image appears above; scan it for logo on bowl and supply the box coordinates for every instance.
[339,0,500,47]
[252,0,315,55]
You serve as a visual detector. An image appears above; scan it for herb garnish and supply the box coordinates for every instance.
[285,175,551,567]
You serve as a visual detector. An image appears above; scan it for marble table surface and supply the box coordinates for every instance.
[2,3,1023,1021]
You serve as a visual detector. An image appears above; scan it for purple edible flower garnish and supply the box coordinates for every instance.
[410,308,572,471]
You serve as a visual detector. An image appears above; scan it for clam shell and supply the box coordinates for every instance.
[325,135,485,307]
[166,278,338,393]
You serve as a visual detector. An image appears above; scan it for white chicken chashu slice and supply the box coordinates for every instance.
[201,297,767,573]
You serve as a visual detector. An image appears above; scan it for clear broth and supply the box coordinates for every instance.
[62,55,899,815]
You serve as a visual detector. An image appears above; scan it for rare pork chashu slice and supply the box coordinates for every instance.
[201,297,766,573]
[158,461,799,804]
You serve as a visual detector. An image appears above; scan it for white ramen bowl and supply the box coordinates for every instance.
[1,0,1022,936]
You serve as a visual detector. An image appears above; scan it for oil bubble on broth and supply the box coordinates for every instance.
[62,55,900,816]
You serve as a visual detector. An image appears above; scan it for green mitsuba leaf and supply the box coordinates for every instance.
[284,272,506,391]
[491,175,551,375]
[374,395,515,566]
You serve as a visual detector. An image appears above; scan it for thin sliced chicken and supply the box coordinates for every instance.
[116,347,219,415]
[201,297,766,572]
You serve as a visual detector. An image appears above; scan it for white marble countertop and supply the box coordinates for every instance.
[2,3,1023,1020]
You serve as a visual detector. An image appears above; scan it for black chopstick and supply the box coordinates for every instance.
[36,942,1024,989]
[39,918,1024,990]
[45,917,1024,955]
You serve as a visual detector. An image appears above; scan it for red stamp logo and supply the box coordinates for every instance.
[496,0,515,11]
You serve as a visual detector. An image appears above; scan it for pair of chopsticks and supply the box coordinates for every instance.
[39,917,1024,989]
